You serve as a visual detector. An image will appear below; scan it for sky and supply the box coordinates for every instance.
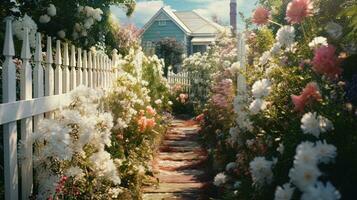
[110,0,258,30]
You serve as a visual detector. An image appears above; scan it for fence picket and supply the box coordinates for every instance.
[19,27,33,200]
[70,45,76,90]
[55,40,62,95]
[45,37,54,118]
[88,51,93,87]
[62,43,70,93]
[83,50,88,86]
[76,48,82,86]
[2,17,19,200]
[33,33,44,132]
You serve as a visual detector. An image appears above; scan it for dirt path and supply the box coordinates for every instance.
[143,118,210,200]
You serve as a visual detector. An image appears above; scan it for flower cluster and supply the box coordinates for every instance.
[249,79,271,115]
[73,6,103,39]
[21,86,121,199]
[39,4,56,24]
[212,79,234,108]
[284,140,340,199]
[12,14,38,47]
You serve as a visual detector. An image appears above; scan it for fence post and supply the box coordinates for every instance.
[76,48,82,86]
[55,40,62,95]
[34,33,44,130]
[45,36,54,118]
[70,45,76,90]
[2,17,19,200]
[82,50,88,86]
[19,27,33,200]
[62,43,70,93]
[88,50,93,88]
[237,32,247,94]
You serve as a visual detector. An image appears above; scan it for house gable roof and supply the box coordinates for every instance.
[140,6,224,37]
[140,7,191,37]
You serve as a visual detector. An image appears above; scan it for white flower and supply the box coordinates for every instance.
[318,115,334,133]
[301,181,341,200]
[314,140,337,164]
[12,14,37,47]
[276,26,295,49]
[249,157,274,186]
[270,43,281,55]
[277,143,284,154]
[308,37,328,49]
[39,14,51,23]
[225,162,237,171]
[249,99,267,114]
[57,30,66,38]
[168,101,173,105]
[47,4,57,16]
[84,18,94,29]
[294,141,318,167]
[301,112,320,136]
[274,183,295,200]
[108,188,123,198]
[213,172,227,186]
[252,79,271,98]
[89,150,121,185]
[289,164,321,191]
[65,166,84,179]
[259,51,271,65]
[301,112,334,138]
[155,99,162,104]
[325,22,343,39]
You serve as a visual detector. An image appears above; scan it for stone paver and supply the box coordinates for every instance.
[143,119,209,200]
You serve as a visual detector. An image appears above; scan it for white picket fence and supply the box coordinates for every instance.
[167,70,191,93]
[0,17,120,200]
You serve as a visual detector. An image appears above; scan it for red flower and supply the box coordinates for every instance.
[312,45,342,79]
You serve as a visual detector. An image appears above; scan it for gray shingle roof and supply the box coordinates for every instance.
[173,11,223,35]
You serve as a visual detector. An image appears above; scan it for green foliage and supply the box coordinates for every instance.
[0,0,136,54]
[256,28,275,54]
[155,38,185,76]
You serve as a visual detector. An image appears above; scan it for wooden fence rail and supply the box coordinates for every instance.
[0,17,120,200]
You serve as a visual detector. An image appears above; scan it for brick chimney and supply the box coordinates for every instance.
[230,0,237,34]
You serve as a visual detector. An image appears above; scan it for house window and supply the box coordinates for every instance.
[158,20,166,26]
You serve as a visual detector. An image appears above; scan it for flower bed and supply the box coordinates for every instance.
[197,0,357,199]
[17,47,171,199]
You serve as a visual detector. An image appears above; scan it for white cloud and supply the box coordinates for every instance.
[193,0,257,30]
[111,1,164,26]
[194,0,231,25]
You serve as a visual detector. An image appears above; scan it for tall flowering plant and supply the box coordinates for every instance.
[104,47,170,198]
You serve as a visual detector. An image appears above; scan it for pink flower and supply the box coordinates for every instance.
[312,45,342,79]
[146,118,156,129]
[146,106,156,116]
[291,82,321,112]
[252,7,270,26]
[179,93,188,103]
[137,116,156,132]
[286,0,313,24]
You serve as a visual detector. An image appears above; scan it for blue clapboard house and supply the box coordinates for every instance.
[140,7,224,56]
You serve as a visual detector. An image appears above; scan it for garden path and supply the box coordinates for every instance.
[143,118,210,200]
